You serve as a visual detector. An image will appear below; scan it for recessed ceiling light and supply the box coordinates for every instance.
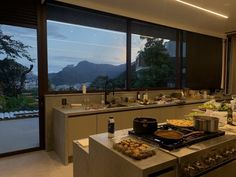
[175,0,228,19]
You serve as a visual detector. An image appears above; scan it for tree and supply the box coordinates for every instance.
[89,76,108,91]
[0,27,34,96]
[0,59,33,96]
[0,28,33,62]
[131,37,175,88]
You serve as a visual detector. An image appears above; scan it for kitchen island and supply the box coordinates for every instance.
[73,128,236,177]
[53,97,233,165]
[54,99,206,164]
[73,129,177,177]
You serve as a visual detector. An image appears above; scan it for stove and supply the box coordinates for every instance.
[129,124,225,151]
[129,124,236,177]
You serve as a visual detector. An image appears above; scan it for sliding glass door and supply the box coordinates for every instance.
[0,24,39,154]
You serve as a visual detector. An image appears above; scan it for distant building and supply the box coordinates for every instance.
[24,72,38,90]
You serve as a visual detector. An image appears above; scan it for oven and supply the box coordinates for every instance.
[176,135,236,177]
[200,160,236,177]
[129,121,236,177]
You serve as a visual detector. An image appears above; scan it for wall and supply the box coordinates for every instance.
[228,35,236,95]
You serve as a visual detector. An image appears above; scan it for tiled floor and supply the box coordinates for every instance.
[0,150,73,177]
[0,118,39,154]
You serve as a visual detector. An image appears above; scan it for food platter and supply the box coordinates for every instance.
[166,119,194,128]
[112,136,156,160]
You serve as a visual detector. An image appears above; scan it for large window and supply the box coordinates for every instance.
[0,24,39,154]
[130,21,177,89]
[46,3,223,92]
[47,4,127,92]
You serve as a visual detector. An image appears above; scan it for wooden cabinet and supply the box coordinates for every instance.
[175,103,201,119]
[97,112,124,133]
[68,115,96,156]
[97,110,143,133]
[140,108,160,119]
[123,109,143,129]
[53,109,96,165]
[138,104,200,123]
[140,106,176,123]
[157,107,176,122]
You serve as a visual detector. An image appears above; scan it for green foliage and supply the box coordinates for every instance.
[131,37,175,88]
[89,73,126,91]
[0,96,6,111]
[89,76,108,91]
[0,59,33,96]
[89,37,175,90]
[0,95,37,112]
[0,27,34,96]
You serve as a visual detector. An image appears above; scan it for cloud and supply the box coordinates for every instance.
[47,22,67,39]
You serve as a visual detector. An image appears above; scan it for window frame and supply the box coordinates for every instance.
[45,1,185,94]
[0,0,45,156]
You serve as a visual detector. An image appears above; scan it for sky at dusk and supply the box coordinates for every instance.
[0,22,170,75]
[0,25,38,74]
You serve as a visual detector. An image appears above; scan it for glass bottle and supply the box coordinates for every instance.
[108,116,115,138]
[227,107,233,125]
[137,91,141,101]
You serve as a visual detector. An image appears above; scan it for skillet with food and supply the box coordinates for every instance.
[154,130,204,143]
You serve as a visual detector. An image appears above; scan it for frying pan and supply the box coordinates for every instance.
[154,130,204,143]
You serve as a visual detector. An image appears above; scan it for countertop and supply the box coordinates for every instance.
[54,98,211,117]
[87,128,236,171]
[161,133,236,158]
[89,129,177,172]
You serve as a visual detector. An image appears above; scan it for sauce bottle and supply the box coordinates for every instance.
[108,116,115,138]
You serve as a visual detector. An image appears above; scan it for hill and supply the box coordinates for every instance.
[48,60,126,86]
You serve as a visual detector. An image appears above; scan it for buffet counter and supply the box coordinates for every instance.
[73,129,177,177]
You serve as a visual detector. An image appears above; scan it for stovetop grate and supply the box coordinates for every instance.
[128,125,225,151]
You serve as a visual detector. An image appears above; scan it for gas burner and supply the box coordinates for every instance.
[128,125,225,151]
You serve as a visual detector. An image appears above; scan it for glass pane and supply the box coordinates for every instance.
[0,24,39,154]
[47,20,127,91]
[131,22,177,89]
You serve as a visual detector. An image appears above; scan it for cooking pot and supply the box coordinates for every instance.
[193,116,219,132]
[133,117,157,134]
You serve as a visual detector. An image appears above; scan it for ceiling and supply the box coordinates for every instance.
[56,0,236,38]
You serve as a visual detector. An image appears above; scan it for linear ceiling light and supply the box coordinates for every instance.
[175,0,228,19]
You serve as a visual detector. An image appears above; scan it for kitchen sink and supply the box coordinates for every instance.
[106,103,128,108]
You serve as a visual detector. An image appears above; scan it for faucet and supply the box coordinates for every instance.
[104,79,115,105]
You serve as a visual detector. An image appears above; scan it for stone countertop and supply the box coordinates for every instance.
[73,139,89,154]
[88,129,236,164]
[161,133,236,158]
[54,98,211,117]
[89,129,177,172]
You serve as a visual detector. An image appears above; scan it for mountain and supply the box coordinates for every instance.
[48,60,126,86]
